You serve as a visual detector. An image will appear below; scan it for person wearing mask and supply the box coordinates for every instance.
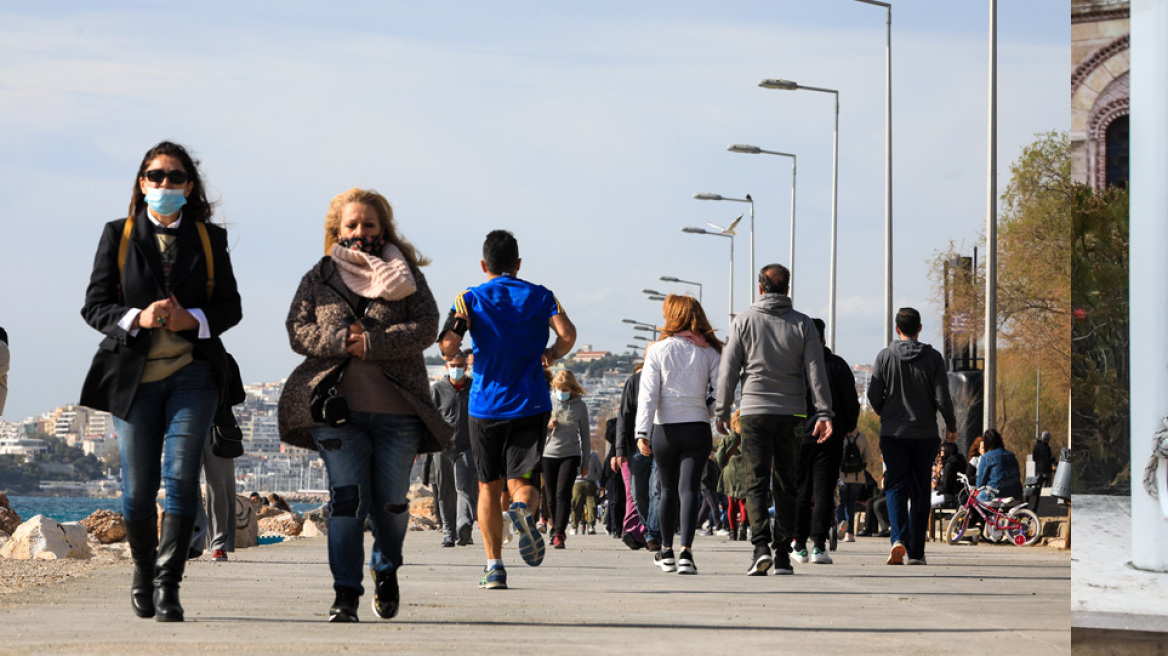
[278,188,453,622]
[431,349,478,548]
[636,294,722,575]
[543,370,591,549]
[80,141,242,622]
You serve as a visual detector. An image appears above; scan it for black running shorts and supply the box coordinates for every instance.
[469,412,550,483]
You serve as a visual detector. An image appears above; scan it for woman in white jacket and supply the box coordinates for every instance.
[635,295,721,575]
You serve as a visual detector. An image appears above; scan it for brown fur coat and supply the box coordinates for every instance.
[277,257,453,453]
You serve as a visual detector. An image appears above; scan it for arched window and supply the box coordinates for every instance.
[1106,115,1129,189]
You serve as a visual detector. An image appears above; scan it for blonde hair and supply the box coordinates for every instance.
[551,370,585,397]
[324,188,431,267]
[659,294,723,353]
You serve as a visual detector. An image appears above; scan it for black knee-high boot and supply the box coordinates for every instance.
[154,513,196,622]
[125,516,158,618]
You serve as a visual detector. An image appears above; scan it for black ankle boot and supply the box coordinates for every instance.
[153,513,195,622]
[125,516,158,618]
[329,585,361,622]
[370,568,399,619]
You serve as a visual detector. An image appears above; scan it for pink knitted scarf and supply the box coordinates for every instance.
[330,243,417,301]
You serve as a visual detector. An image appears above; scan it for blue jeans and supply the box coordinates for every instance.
[628,451,661,543]
[115,361,218,523]
[880,436,940,559]
[312,412,424,592]
[837,482,863,534]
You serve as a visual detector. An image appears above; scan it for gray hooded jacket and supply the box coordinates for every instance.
[867,339,956,439]
[714,294,833,421]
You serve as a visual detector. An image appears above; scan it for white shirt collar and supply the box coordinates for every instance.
[146,210,182,230]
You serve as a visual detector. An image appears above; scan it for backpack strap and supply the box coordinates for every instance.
[116,215,216,302]
[116,215,135,302]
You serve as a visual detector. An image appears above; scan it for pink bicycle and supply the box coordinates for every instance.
[945,473,1042,547]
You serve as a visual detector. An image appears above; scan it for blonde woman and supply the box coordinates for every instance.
[278,188,453,622]
[543,369,591,549]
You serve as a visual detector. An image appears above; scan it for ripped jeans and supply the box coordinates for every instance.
[311,412,424,592]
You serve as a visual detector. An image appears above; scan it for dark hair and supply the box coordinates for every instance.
[811,318,826,340]
[129,141,213,223]
[759,264,790,295]
[940,442,958,460]
[0,326,7,345]
[483,230,520,274]
[895,307,922,337]
[981,428,1004,452]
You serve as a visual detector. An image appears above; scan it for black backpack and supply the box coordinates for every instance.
[841,434,866,474]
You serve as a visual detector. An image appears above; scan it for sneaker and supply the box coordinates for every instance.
[715,528,731,537]
[478,565,508,590]
[329,585,361,622]
[773,548,794,575]
[843,533,855,543]
[697,528,712,537]
[506,502,546,567]
[906,555,927,566]
[655,549,677,572]
[441,536,456,548]
[622,533,646,550]
[887,541,907,565]
[568,526,577,536]
[370,568,399,619]
[457,525,473,546]
[677,551,697,575]
[587,525,596,535]
[747,546,773,576]
[810,547,833,564]
[856,530,872,537]
[538,520,549,534]
[211,549,228,562]
[838,519,849,535]
[791,547,810,564]
[552,533,566,549]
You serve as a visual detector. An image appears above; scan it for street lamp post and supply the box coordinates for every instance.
[623,318,659,340]
[659,276,703,304]
[693,193,754,301]
[759,78,840,351]
[727,144,797,300]
[682,226,734,327]
[984,0,998,431]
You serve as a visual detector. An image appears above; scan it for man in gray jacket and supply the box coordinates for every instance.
[431,349,478,548]
[868,307,956,566]
[715,264,834,576]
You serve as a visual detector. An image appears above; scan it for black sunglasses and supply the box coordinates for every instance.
[142,169,189,185]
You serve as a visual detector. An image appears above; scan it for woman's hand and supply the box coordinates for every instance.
[548,417,559,430]
[157,296,198,332]
[137,300,169,330]
[346,322,367,358]
[637,437,652,457]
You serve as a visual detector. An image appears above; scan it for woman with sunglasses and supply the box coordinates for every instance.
[277,188,453,622]
[80,141,242,622]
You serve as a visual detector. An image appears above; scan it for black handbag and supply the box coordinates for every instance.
[211,353,247,459]
[309,359,352,428]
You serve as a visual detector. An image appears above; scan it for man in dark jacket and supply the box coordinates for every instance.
[431,349,477,547]
[868,307,957,566]
[791,319,860,565]
[612,368,658,549]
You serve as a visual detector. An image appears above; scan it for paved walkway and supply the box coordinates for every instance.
[1,529,1069,655]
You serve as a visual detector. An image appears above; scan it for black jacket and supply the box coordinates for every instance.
[804,347,860,442]
[1032,441,1054,475]
[614,372,641,458]
[79,210,242,419]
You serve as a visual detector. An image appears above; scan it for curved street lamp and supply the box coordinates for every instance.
[728,144,797,300]
[681,226,734,327]
[659,276,703,304]
[693,193,754,301]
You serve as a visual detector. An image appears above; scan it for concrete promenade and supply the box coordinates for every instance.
[0,530,1069,655]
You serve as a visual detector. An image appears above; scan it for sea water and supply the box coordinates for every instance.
[7,496,320,524]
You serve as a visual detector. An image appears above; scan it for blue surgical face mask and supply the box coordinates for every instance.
[449,367,466,382]
[556,390,571,402]
[144,188,187,217]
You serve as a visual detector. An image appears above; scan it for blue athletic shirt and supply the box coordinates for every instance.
[453,274,562,420]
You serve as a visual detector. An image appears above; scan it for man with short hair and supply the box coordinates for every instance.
[439,230,576,589]
[868,307,957,566]
[715,264,834,577]
[431,349,478,548]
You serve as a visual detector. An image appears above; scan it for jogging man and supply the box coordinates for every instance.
[439,230,576,589]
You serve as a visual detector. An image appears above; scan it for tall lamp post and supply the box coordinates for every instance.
[759,78,840,351]
[659,275,703,304]
[854,0,894,347]
[681,226,734,327]
[727,144,797,300]
[622,318,659,340]
[693,193,754,301]
[984,0,998,431]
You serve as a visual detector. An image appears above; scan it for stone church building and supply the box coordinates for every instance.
[1071,0,1130,190]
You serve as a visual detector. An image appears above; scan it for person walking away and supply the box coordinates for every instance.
[838,431,872,542]
[714,264,834,577]
[79,141,242,621]
[1030,430,1054,511]
[431,349,478,547]
[715,410,750,541]
[603,417,627,538]
[438,229,576,589]
[636,295,722,575]
[571,449,603,535]
[278,188,453,622]
[543,370,591,548]
[867,307,957,566]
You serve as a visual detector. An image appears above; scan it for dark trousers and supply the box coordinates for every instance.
[739,414,802,552]
[863,495,889,533]
[794,436,843,547]
[880,436,941,560]
[606,467,626,535]
[541,455,580,537]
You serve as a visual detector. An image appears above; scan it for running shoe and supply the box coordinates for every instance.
[887,541,907,565]
[369,568,399,619]
[810,546,833,565]
[211,549,228,562]
[677,551,697,575]
[568,526,577,536]
[843,533,855,543]
[552,533,566,549]
[747,545,773,576]
[791,547,810,564]
[773,548,794,575]
[479,565,508,590]
[506,502,546,567]
[906,555,927,566]
[655,548,677,572]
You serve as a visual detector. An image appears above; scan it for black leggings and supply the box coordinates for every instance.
[541,455,580,537]
[651,422,712,551]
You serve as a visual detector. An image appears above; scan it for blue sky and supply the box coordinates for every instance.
[0,1,1067,420]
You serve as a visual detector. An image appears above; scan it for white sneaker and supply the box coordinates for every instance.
[843,533,855,543]
[810,547,833,564]
[715,529,731,536]
[568,527,577,536]
[791,548,810,564]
